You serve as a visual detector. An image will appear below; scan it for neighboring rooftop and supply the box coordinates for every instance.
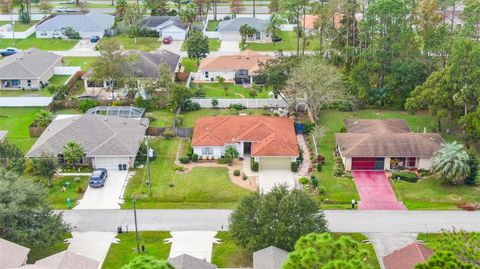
[34,251,99,269]
[36,12,114,32]
[168,254,217,269]
[192,116,299,157]
[383,242,434,269]
[199,50,271,73]
[86,106,145,119]
[0,48,62,80]
[0,238,30,269]
[344,119,412,134]
[140,16,187,30]
[218,17,267,32]
[253,246,289,269]
[127,50,180,77]
[27,114,149,157]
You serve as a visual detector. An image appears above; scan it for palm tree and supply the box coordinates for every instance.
[224,146,239,164]
[266,13,285,43]
[33,110,54,128]
[63,141,85,168]
[217,76,229,96]
[431,141,471,184]
[179,3,198,35]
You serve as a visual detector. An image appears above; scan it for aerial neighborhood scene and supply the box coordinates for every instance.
[1,0,480,267]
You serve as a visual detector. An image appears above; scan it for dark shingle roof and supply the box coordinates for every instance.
[140,16,187,30]
[168,254,217,269]
[127,50,181,78]
[253,246,289,269]
[218,17,267,32]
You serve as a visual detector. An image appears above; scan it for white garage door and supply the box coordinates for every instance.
[94,157,130,170]
[220,32,241,41]
[165,31,185,40]
[260,157,292,170]
[80,30,104,38]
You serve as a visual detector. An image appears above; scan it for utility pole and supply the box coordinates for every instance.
[146,139,151,196]
[133,199,140,254]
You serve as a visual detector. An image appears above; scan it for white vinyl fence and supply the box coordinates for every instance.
[191,98,288,108]
[0,14,49,20]
[0,24,36,39]
[54,66,81,86]
[0,96,53,107]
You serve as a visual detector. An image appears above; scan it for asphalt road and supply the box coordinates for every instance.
[61,209,480,233]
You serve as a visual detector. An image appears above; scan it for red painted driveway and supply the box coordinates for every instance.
[352,171,406,210]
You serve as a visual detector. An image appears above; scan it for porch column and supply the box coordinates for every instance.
[384,157,391,170]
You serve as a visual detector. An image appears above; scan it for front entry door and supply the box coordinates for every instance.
[244,142,252,154]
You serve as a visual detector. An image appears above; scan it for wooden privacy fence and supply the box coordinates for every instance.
[146,127,193,138]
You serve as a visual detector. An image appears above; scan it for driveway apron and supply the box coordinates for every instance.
[352,171,406,210]
[166,231,219,262]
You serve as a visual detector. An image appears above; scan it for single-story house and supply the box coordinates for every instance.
[192,115,299,170]
[383,242,433,269]
[36,12,114,39]
[83,49,180,98]
[194,49,271,83]
[0,238,30,269]
[168,254,217,269]
[140,16,187,40]
[0,48,62,90]
[217,17,269,41]
[253,246,289,269]
[34,251,99,269]
[26,113,149,170]
[336,119,445,171]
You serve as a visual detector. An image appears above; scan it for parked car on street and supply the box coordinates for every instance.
[0,47,21,57]
[90,35,100,43]
[163,36,173,44]
[89,168,108,187]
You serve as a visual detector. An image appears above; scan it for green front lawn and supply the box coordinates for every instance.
[212,232,252,268]
[245,31,319,52]
[0,20,39,31]
[0,88,51,97]
[45,176,89,209]
[27,233,72,263]
[181,38,221,52]
[63,57,97,71]
[181,57,198,73]
[100,35,160,51]
[332,233,380,269]
[123,138,252,209]
[146,110,175,127]
[49,75,70,86]
[0,35,78,50]
[0,107,42,152]
[180,108,273,128]
[206,20,219,31]
[191,83,271,99]
[102,231,171,269]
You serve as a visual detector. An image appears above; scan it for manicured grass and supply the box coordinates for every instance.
[212,232,252,268]
[0,35,78,50]
[192,83,271,99]
[49,75,70,86]
[123,138,252,209]
[147,110,175,127]
[0,107,42,152]
[63,57,97,71]
[244,31,319,52]
[181,38,221,52]
[0,20,39,31]
[392,177,480,210]
[180,108,272,128]
[99,35,160,51]
[181,57,198,72]
[206,20,220,31]
[0,88,51,97]
[102,231,171,269]
[69,79,85,96]
[45,176,89,209]
[27,233,72,263]
[332,233,380,269]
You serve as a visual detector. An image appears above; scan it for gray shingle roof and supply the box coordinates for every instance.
[344,119,412,134]
[35,251,99,269]
[26,114,149,158]
[0,48,62,79]
[127,50,181,78]
[218,17,267,32]
[140,16,187,30]
[253,246,289,269]
[36,12,114,32]
[0,238,30,269]
[168,254,217,269]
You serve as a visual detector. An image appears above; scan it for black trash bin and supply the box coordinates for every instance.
[117,226,123,234]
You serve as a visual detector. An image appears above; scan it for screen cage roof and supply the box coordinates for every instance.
[86,106,145,119]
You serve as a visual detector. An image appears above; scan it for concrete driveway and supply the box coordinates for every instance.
[352,171,406,210]
[160,40,183,54]
[258,170,295,193]
[72,39,97,51]
[365,233,418,269]
[67,231,118,264]
[219,40,240,53]
[166,231,218,263]
[74,170,129,209]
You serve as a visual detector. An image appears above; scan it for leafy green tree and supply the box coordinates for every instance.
[283,233,371,269]
[121,255,174,269]
[78,99,100,113]
[224,145,239,164]
[0,169,70,248]
[31,153,58,187]
[217,76,228,96]
[63,141,84,168]
[62,26,80,39]
[185,31,210,65]
[179,3,197,32]
[0,140,25,175]
[119,4,145,43]
[38,0,52,16]
[465,150,478,185]
[431,142,471,185]
[167,84,192,112]
[116,0,128,17]
[239,24,257,44]
[462,0,480,41]
[47,85,68,100]
[229,185,328,252]
[279,0,308,55]
[266,13,285,41]
[416,251,473,269]
[461,109,480,145]
[257,55,300,101]
[269,0,279,12]
[33,110,54,128]
[143,0,169,15]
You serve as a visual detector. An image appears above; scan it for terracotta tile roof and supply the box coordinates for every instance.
[302,15,319,30]
[383,242,434,269]
[198,50,272,74]
[192,116,299,157]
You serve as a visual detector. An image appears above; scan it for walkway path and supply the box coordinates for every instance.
[352,171,406,210]
[296,134,311,178]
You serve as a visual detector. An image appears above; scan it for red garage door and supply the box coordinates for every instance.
[352,157,385,170]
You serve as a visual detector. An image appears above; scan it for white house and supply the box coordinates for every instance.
[140,16,187,40]
[217,17,269,41]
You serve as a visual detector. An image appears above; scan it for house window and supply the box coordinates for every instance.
[11,80,20,86]
[205,72,209,78]
[27,80,31,87]
[202,147,213,155]
[40,31,47,36]
[256,32,261,39]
